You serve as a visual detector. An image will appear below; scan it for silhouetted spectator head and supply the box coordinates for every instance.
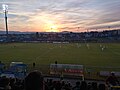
[98,84,105,90]
[0,77,11,89]
[80,81,87,90]
[25,71,43,90]
[76,81,80,86]
[91,82,98,90]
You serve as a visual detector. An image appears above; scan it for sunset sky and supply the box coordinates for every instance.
[0,0,120,32]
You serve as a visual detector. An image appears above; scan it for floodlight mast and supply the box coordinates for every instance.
[2,4,9,37]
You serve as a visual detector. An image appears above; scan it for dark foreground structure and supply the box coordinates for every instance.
[0,71,119,90]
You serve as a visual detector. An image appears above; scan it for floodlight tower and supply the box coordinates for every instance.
[2,4,9,36]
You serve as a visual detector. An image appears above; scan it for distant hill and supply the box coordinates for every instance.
[0,31,34,34]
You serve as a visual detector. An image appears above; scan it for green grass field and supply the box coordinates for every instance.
[0,43,120,68]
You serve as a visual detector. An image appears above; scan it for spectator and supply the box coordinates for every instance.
[9,78,16,90]
[0,76,11,90]
[54,81,62,90]
[106,72,119,86]
[91,82,98,90]
[80,81,88,90]
[98,84,106,90]
[46,79,53,90]
[73,81,80,90]
[25,71,44,90]
[87,82,92,90]
[62,83,72,90]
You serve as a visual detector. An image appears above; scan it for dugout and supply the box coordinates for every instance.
[9,63,27,79]
[1,72,15,78]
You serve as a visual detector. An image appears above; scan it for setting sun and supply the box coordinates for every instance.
[50,25,59,32]
[27,14,61,32]
[44,20,60,32]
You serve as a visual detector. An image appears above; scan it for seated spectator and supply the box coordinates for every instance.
[106,72,119,86]
[54,81,62,90]
[80,81,88,90]
[91,82,98,90]
[25,71,44,90]
[98,84,106,90]
[9,78,16,90]
[0,76,11,90]
[62,83,72,90]
[87,82,92,90]
[73,81,80,90]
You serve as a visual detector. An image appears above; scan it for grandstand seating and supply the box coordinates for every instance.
[0,71,119,90]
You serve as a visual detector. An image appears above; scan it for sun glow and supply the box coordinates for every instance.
[39,15,61,32]
[49,25,58,32]
[44,20,60,32]
[26,14,61,32]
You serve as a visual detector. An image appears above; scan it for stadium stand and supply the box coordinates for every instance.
[0,62,120,90]
[0,30,120,43]
[0,70,119,90]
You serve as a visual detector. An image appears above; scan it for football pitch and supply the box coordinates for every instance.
[0,43,120,68]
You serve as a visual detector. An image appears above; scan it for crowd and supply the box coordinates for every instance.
[0,76,24,90]
[0,71,119,90]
